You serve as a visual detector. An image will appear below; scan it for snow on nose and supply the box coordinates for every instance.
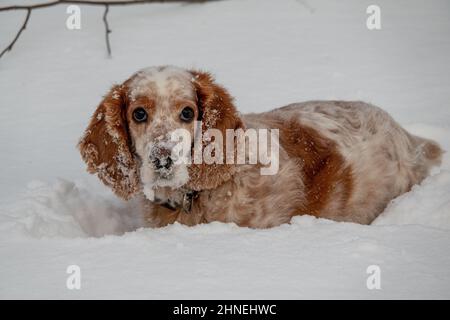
[153,155,173,170]
[149,143,174,174]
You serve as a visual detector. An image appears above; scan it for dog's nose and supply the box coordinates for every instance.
[153,156,173,170]
[150,146,173,170]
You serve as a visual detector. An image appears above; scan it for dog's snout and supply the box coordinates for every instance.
[153,156,173,170]
[150,146,173,170]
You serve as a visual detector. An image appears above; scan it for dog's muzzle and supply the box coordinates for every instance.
[149,145,173,172]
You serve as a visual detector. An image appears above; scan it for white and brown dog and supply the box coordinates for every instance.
[79,66,442,228]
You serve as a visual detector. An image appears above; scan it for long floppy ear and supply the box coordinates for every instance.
[187,70,245,191]
[78,85,139,200]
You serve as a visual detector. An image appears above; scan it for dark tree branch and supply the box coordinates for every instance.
[0,8,31,59]
[0,0,209,12]
[103,4,111,57]
[0,0,214,59]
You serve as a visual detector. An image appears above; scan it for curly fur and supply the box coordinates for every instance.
[78,66,443,228]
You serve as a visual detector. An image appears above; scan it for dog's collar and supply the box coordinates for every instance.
[181,191,199,213]
[159,190,199,214]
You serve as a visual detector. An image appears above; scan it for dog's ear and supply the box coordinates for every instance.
[188,70,245,190]
[78,85,139,200]
[190,70,244,134]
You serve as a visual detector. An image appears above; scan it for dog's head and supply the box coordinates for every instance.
[78,66,244,200]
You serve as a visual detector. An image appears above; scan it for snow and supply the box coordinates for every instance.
[128,65,194,101]
[0,0,450,299]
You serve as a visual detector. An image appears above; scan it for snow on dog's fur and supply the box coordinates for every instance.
[78,66,443,228]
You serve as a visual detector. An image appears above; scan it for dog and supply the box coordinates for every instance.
[78,66,443,228]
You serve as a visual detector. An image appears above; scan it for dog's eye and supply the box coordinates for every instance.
[180,106,195,122]
[133,108,147,123]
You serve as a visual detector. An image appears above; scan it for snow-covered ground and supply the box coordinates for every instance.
[1,0,450,299]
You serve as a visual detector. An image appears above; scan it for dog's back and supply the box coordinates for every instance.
[243,101,443,224]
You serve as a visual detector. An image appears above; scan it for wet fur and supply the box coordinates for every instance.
[79,66,443,228]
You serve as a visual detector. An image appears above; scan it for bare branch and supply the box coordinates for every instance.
[0,1,210,12]
[0,0,215,59]
[103,4,111,57]
[0,8,31,59]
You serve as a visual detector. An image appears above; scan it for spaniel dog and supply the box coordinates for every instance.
[78,66,442,228]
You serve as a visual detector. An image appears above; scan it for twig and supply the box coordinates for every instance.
[103,4,111,57]
[0,8,31,59]
[0,1,208,11]
[0,0,213,59]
